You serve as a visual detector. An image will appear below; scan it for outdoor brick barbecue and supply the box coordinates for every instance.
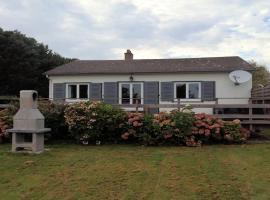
[7,90,50,153]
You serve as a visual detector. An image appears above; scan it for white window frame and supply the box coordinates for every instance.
[66,83,89,101]
[119,82,144,105]
[174,82,201,101]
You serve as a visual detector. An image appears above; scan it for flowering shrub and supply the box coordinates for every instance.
[0,102,19,143]
[121,112,172,145]
[121,111,250,146]
[0,100,250,146]
[190,114,249,145]
[223,119,250,143]
[39,102,69,141]
[121,112,144,140]
[171,110,195,144]
[64,101,126,144]
[121,111,195,146]
[0,101,69,143]
[190,113,224,145]
[143,112,174,145]
[153,112,175,142]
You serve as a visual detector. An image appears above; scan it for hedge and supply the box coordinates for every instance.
[0,101,250,146]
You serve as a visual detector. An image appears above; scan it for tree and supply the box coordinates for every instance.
[0,28,73,97]
[250,61,270,87]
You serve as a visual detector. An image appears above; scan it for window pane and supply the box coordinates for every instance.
[68,85,77,99]
[189,83,199,99]
[79,85,88,99]
[121,84,130,104]
[133,84,141,104]
[176,84,186,98]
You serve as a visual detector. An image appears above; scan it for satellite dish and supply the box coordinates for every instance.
[229,70,252,85]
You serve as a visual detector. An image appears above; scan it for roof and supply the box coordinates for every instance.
[45,56,254,76]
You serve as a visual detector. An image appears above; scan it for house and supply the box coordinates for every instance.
[45,50,254,114]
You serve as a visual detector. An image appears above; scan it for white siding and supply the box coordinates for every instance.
[48,72,252,114]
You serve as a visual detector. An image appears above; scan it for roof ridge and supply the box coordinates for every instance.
[75,56,240,62]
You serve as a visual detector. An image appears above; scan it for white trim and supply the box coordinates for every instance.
[119,82,144,105]
[66,83,89,102]
[174,82,201,101]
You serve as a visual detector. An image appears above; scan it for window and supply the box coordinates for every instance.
[67,84,89,99]
[132,84,142,104]
[79,85,88,98]
[119,83,143,104]
[175,82,201,99]
[121,84,130,104]
[68,85,77,99]
[176,83,186,99]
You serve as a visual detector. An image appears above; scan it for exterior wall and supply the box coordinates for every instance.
[48,72,252,114]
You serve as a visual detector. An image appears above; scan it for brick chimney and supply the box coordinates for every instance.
[124,49,133,61]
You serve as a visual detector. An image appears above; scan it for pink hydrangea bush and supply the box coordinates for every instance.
[121,112,144,141]
[121,112,171,145]
[191,113,224,144]
[190,114,250,145]
[121,111,250,146]
[122,111,194,145]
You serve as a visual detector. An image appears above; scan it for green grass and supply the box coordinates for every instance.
[1,144,270,200]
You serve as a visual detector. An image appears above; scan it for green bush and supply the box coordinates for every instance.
[171,110,195,144]
[223,120,250,143]
[39,101,69,142]
[64,101,126,144]
[0,100,250,146]
[0,101,69,143]
[140,113,164,145]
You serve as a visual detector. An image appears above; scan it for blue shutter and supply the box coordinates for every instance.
[144,82,159,114]
[201,81,216,101]
[104,82,118,104]
[53,83,66,101]
[161,82,174,101]
[90,83,102,101]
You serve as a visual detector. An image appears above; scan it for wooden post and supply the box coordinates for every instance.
[135,99,139,113]
[144,106,149,114]
[248,99,253,131]
[177,98,180,111]
[214,98,218,114]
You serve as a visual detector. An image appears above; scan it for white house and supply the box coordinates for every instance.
[45,50,254,114]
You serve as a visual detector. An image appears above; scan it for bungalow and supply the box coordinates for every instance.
[45,50,254,114]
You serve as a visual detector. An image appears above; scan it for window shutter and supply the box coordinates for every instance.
[104,82,118,104]
[89,83,102,100]
[53,83,66,101]
[201,81,216,101]
[144,82,159,114]
[161,82,174,101]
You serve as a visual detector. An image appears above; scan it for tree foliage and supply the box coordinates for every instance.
[0,28,72,97]
[250,61,270,87]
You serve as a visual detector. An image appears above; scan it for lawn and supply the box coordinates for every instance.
[1,144,270,200]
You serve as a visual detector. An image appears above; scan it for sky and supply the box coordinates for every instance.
[0,0,270,67]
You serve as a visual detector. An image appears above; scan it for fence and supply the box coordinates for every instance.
[251,82,270,101]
